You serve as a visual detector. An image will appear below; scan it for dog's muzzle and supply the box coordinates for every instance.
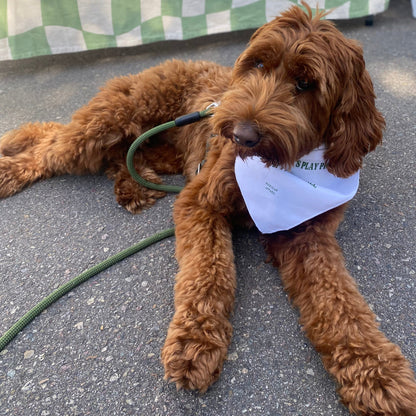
[233,122,260,148]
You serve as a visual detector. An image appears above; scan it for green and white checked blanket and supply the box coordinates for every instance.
[0,0,389,61]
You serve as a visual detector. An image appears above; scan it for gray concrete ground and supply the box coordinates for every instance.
[0,1,415,415]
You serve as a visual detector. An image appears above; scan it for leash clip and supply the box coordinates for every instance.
[206,102,219,111]
[203,102,219,116]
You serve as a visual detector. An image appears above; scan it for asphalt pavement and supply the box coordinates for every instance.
[0,1,415,415]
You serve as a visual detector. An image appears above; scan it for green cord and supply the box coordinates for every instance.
[126,120,183,193]
[0,228,175,352]
[126,106,214,193]
[0,105,215,352]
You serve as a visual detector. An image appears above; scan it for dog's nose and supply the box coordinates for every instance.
[233,122,260,148]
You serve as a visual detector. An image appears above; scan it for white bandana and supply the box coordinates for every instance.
[234,147,359,234]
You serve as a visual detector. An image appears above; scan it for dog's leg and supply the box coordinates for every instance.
[161,142,237,391]
[107,155,166,214]
[0,122,66,197]
[263,208,416,416]
[0,60,210,200]
[161,211,235,391]
[0,73,162,198]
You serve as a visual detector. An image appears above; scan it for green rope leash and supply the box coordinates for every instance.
[126,106,215,192]
[0,228,174,352]
[0,104,215,352]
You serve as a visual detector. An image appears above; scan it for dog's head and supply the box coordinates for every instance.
[212,3,385,177]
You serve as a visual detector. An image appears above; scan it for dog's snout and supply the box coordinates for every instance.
[233,122,260,148]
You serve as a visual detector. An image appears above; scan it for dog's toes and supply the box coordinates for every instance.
[161,337,226,392]
[338,355,416,416]
[161,314,231,392]
[341,382,416,416]
[113,171,166,213]
[114,179,165,214]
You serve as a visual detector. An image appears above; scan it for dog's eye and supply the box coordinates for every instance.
[295,79,311,92]
[254,60,264,69]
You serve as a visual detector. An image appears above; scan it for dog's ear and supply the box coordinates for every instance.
[324,41,385,178]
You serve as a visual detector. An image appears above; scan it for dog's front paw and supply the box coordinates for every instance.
[161,312,232,392]
[113,170,165,214]
[336,349,416,416]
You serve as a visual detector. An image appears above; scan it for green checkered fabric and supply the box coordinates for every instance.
[0,0,389,61]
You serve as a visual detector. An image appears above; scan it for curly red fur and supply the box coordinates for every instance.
[1,4,414,415]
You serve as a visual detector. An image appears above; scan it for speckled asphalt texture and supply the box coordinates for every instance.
[0,1,415,415]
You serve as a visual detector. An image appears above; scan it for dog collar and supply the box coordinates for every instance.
[234,147,360,234]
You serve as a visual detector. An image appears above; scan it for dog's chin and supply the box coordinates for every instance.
[236,146,283,169]
[234,138,303,170]
[221,127,304,170]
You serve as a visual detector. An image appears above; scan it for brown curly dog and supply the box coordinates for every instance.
[1,4,415,415]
